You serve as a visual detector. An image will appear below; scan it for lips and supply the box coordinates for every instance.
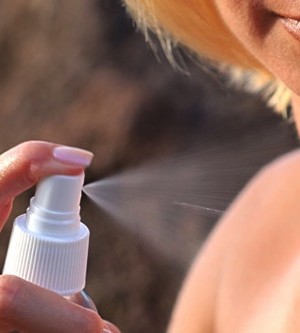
[279,16,300,39]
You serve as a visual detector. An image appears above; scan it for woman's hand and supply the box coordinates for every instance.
[0,275,119,333]
[168,149,300,333]
[0,141,120,333]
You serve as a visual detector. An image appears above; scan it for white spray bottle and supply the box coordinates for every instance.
[2,173,97,311]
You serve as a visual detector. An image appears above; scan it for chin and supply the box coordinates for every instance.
[279,72,300,96]
[258,54,300,96]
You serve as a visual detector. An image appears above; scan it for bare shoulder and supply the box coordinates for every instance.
[215,148,300,332]
[169,149,300,333]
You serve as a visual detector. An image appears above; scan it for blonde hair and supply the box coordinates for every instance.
[124,0,291,113]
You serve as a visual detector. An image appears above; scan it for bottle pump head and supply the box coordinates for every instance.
[27,173,84,237]
[3,173,90,296]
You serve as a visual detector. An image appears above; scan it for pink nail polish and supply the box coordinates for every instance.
[53,146,94,167]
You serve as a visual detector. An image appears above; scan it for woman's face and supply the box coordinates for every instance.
[214,0,300,94]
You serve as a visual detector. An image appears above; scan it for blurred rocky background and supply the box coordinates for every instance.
[0,1,298,332]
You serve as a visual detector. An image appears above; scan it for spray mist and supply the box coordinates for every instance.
[2,173,97,322]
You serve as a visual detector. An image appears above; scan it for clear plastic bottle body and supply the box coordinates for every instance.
[66,289,98,312]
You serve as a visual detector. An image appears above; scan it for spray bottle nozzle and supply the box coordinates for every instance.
[34,173,84,213]
[26,173,84,237]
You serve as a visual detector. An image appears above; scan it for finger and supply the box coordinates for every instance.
[103,321,121,333]
[0,141,93,229]
[0,275,103,333]
[0,200,13,229]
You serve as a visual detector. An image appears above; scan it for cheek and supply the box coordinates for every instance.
[214,0,272,48]
[214,0,300,95]
[214,0,249,28]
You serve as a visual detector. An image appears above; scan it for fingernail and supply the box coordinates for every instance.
[53,146,94,167]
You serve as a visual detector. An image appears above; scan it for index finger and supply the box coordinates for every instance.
[0,141,93,229]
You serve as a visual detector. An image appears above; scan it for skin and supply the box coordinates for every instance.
[169,151,300,333]
[213,0,300,113]
[0,141,120,333]
[168,1,300,332]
